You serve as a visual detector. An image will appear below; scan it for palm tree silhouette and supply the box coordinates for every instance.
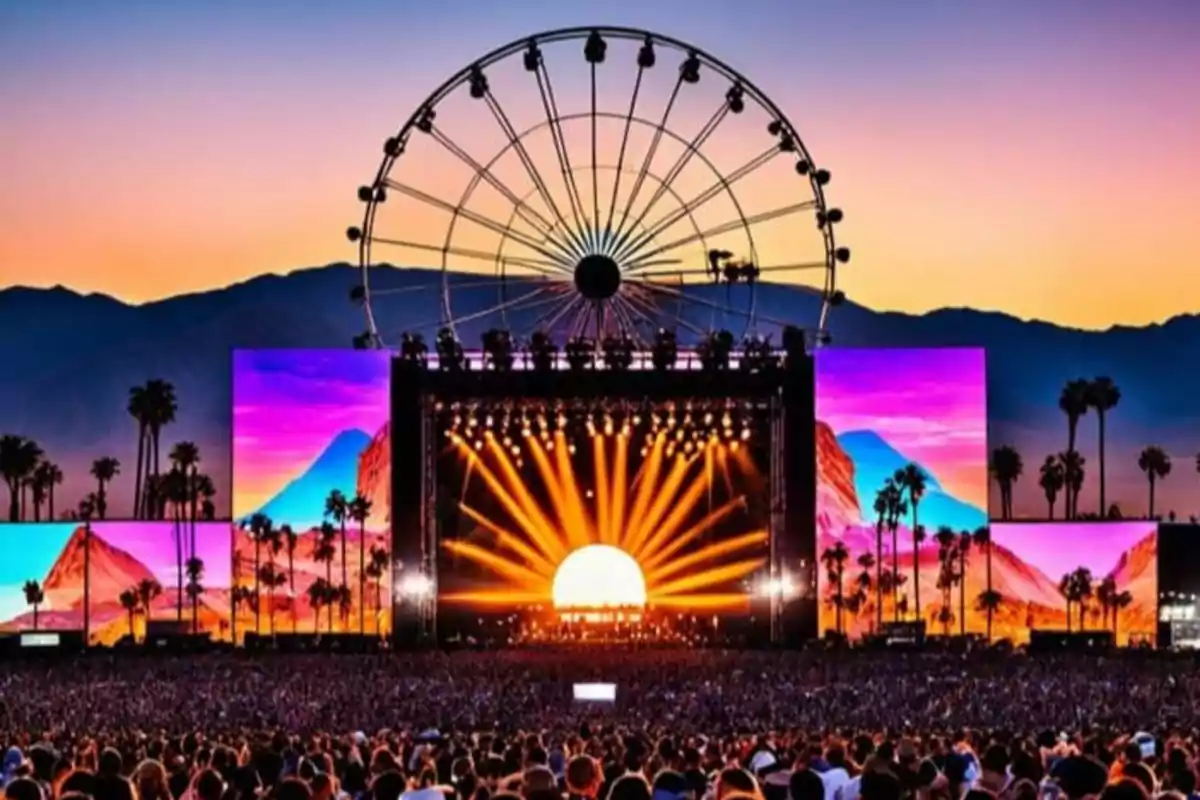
[136,578,163,640]
[855,551,875,631]
[315,522,339,632]
[90,457,120,520]
[163,467,188,624]
[933,527,957,636]
[1087,378,1120,517]
[280,524,299,632]
[0,435,43,521]
[1039,456,1065,519]
[898,464,927,620]
[261,523,283,636]
[349,494,373,635]
[1112,589,1133,643]
[119,588,139,641]
[820,541,849,636]
[1096,576,1116,632]
[258,562,281,636]
[883,479,907,621]
[325,490,349,620]
[989,446,1023,521]
[307,578,331,634]
[42,462,63,520]
[1058,573,1075,632]
[231,585,257,644]
[143,380,178,519]
[243,513,270,634]
[1059,451,1086,520]
[30,462,55,522]
[365,545,391,634]
[22,580,44,630]
[195,474,216,521]
[872,487,887,629]
[184,557,204,633]
[1137,446,1171,519]
[956,532,971,636]
[169,440,201,564]
[1058,379,1090,519]
[971,526,996,639]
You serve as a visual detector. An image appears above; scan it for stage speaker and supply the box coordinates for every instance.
[1028,629,1113,653]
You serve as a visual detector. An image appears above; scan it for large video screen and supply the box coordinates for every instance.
[815,348,988,640]
[436,401,771,645]
[989,522,1156,645]
[86,522,233,645]
[232,350,392,639]
[0,523,86,633]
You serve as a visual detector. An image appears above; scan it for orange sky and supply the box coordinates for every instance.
[2,2,1198,329]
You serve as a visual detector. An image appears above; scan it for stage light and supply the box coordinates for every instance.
[400,332,428,364]
[698,330,735,371]
[400,573,434,599]
[651,328,678,371]
[601,335,635,371]
[529,330,557,372]
[757,571,797,600]
[565,336,595,371]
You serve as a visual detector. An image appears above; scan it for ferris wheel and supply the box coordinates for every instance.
[347,26,848,350]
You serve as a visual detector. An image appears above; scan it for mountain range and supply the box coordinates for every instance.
[253,428,373,526]
[3,264,1199,520]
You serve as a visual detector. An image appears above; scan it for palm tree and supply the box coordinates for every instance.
[1060,451,1086,520]
[78,493,96,639]
[184,557,205,633]
[1087,378,1120,517]
[349,494,373,635]
[22,580,44,630]
[820,541,850,635]
[1112,590,1133,643]
[325,489,349,616]
[1137,446,1171,519]
[163,467,189,624]
[128,384,152,518]
[366,545,390,634]
[307,579,331,634]
[195,474,216,521]
[856,552,875,630]
[1058,573,1075,633]
[258,562,281,636]
[89,457,120,519]
[883,479,907,621]
[975,590,1003,639]
[1072,567,1094,631]
[1059,378,1090,519]
[142,379,178,519]
[244,513,270,634]
[0,435,43,521]
[119,588,139,641]
[29,462,53,522]
[872,487,888,628]
[1039,456,1065,519]
[1096,576,1117,633]
[136,578,163,639]
[971,526,995,639]
[280,524,299,631]
[933,527,957,635]
[169,440,200,557]
[956,532,971,636]
[231,585,257,645]
[989,446,1023,521]
[315,522,339,632]
[898,464,927,620]
[42,462,63,520]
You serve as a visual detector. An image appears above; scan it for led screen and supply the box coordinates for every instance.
[87,521,233,645]
[0,523,84,633]
[232,350,392,640]
[989,522,1157,645]
[815,348,988,640]
[436,402,771,645]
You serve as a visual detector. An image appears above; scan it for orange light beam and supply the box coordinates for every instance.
[620,433,665,552]
[627,453,695,557]
[594,434,611,545]
[454,440,567,564]
[632,466,712,561]
[458,503,558,578]
[652,557,766,596]
[648,593,751,611]
[526,436,567,532]
[610,432,628,547]
[439,590,546,605]
[442,539,549,589]
[554,431,594,549]
[648,530,769,584]
[716,446,736,498]
[640,497,747,574]
[484,436,565,556]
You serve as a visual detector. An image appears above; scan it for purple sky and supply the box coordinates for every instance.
[93,521,232,588]
[232,349,391,516]
[816,348,987,507]
[991,521,1157,581]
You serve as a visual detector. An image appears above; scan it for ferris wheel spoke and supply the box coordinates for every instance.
[367,237,569,276]
[624,199,817,271]
[603,66,644,248]
[608,296,651,344]
[608,77,683,253]
[616,147,778,267]
[445,285,557,330]
[370,278,531,297]
[620,287,708,338]
[477,89,591,259]
[524,293,583,339]
[607,103,729,263]
[590,63,600,255]
[429,126,584,263]
[638,279,795,330]
[532,64,593,251]
[383,179,575,272]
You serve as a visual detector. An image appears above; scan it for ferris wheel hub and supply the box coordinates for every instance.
[573,253,621,301]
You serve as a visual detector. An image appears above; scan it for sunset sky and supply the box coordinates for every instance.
[93,521,233,589]
[816,348,988,509]
[232,350,391,516]
[990,522,1157,584]
[2,1,1198,329]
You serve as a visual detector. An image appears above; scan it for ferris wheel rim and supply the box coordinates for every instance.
[354,25,842,349]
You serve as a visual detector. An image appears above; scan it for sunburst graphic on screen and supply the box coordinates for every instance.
[442,429,766,612]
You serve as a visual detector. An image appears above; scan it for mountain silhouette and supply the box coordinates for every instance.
[254,428,373,526]
[3,264,1199,519]
[42,526,156,609]
[835,430,986,532]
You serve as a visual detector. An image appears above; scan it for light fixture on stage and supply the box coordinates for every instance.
[698,330,735,371]
[757,570,798,600]
[435,328,465,371]
[482,328,515,371]
[740,335,777,373]
[565,337,595,371]
[400,332,428,364]
[601,335,634,371]
[781,325,807,360]
[400,573,434,599]
[651,329,677,371]
[529,331,557,372]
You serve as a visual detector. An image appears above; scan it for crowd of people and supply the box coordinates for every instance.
[3,650,1199,800]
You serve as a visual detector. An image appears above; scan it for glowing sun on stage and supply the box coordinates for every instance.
[552,544,647,609]
[441,427,767,612]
